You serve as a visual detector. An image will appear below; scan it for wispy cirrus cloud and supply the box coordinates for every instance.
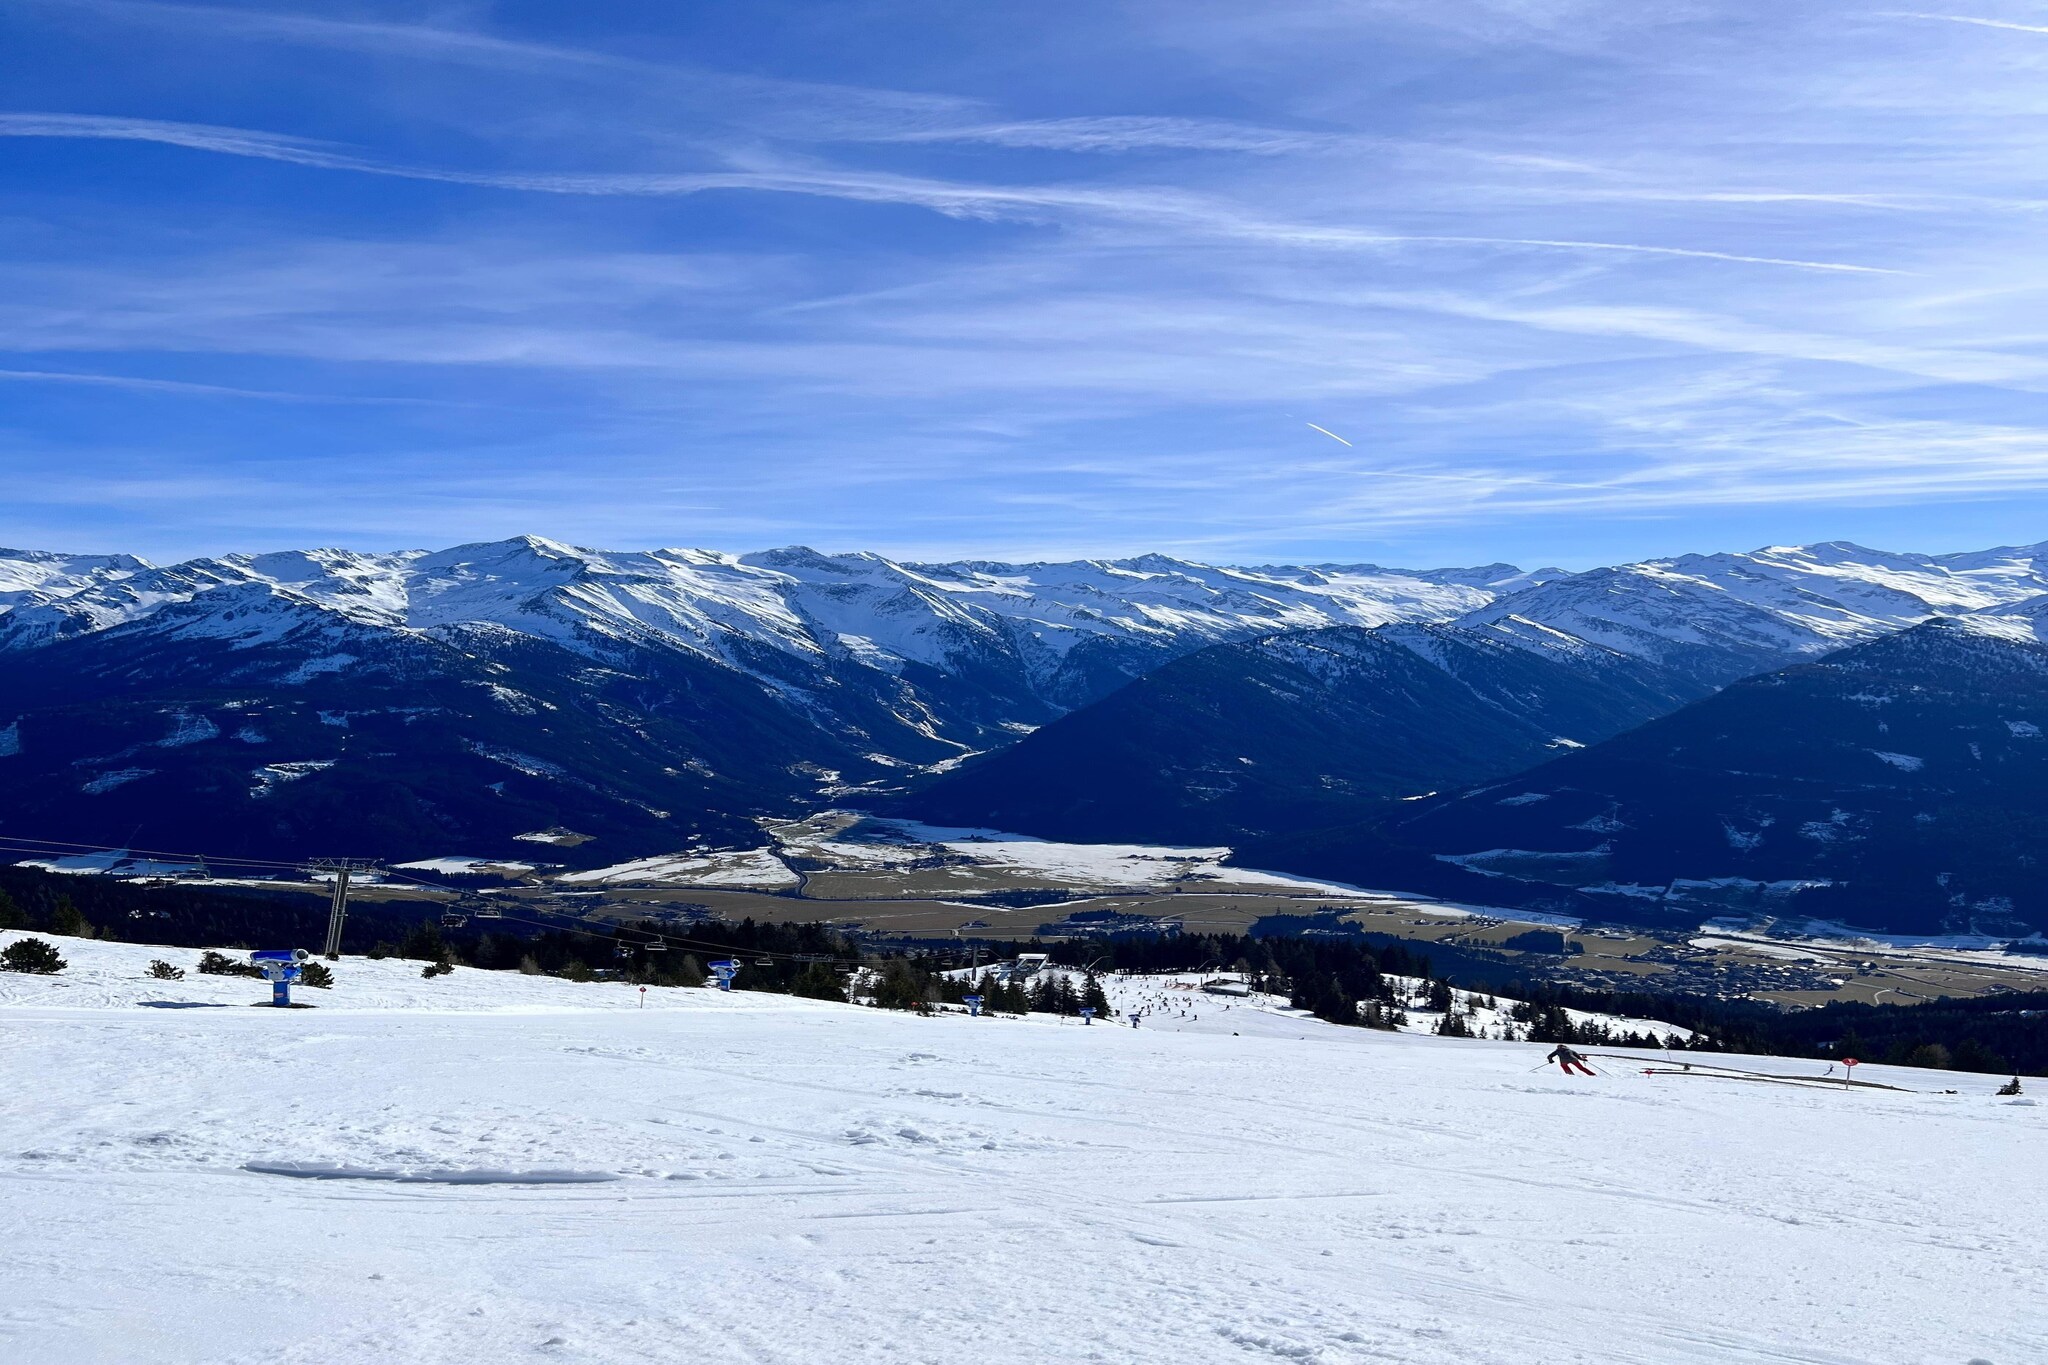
[7,1,2048,563]
[870,116,1341,155]
[24,0,981,136]
[0,113,1901,274]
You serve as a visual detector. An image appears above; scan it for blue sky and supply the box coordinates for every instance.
[6,0,2048,569]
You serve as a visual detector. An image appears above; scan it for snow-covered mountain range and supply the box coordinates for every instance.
[0,535,2045,863]
[7,536,2044,691]
[0,537,1524,672]
[1462,540,2048,687]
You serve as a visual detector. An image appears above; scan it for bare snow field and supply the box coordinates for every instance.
[2,933,2040,1365]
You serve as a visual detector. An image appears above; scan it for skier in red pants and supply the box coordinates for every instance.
[1548,1044,1596,1076]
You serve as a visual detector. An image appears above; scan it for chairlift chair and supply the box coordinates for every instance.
[439,911,469,929]
[644,940,667,953]
[753,955,775,968]
[475,905,503,920]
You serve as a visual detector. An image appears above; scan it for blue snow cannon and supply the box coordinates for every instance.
[1080,1007,1096,1025]
[963,993,985,1017]
[249,948,309,1007]
[709,959,740,991]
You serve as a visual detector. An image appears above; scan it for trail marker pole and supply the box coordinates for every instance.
[638,986,646,1009]
[1843,1056,1859,1086]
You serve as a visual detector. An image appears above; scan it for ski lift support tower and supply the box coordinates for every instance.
[305,858,381,961]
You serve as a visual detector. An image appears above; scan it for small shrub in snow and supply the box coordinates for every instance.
[300,960,334,989]
[2,937,67,974]
[197,951,262,978]
[147,959,186,981]
[421,960,454,979]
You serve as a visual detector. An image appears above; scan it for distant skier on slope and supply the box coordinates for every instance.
[1548,1044,1595,1076]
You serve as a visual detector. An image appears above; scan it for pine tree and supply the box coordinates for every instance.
[1081,970,1110,1017]
[0,888,25,932]
[1029,975,1057,1013]
[48,895,92,939]
[791,963,846,1001]
[397,921,447,963]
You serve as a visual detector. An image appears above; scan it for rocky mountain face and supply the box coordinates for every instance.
[1239,620,2048,937]
[892,622,1706,846]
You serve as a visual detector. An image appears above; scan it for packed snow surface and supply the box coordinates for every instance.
[3,932,2039,1365]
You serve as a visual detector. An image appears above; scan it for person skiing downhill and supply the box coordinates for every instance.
[1548,1044,1595,1076]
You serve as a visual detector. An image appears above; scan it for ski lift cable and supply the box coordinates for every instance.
[0,832,308,871]
[364,867,846,966]
[369,864,849,965]
[0,824,850,968]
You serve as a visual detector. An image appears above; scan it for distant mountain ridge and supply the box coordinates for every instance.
[0,535,2045,864]
[892,621,1706,845]
[1238,618,2048,937]
[0,538,1530,859]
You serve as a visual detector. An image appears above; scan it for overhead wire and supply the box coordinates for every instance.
[0,824,851,966]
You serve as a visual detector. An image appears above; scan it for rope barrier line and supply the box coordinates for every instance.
[1584,1051,1913,1092]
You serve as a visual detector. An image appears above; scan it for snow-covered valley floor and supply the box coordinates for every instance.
[2,934,2040,1365]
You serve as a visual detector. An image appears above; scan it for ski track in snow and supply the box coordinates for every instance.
[0,933,2040,1365]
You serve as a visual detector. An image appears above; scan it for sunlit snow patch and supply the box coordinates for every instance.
[392,856,538,877]
[249,760,335,798]
[557,849,798,889]
[81,767,153,795]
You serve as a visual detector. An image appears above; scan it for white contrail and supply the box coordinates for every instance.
[1889,12,2048,37]
[1305,423,1353,447]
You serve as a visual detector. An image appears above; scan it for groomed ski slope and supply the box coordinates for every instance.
[2,934,2039,1365]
